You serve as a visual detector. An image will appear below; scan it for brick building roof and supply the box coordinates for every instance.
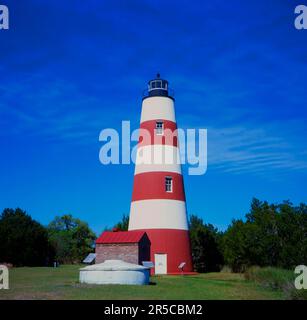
[96,230,148,244]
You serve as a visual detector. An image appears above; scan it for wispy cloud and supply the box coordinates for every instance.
[207,126,307,175]
[0,75,134,144]
[1,0,306,174]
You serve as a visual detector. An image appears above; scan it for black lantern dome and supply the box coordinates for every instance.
[143,73,174,100]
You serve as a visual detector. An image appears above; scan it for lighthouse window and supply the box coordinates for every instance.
[149,80,165,91]
[155,80,162,88]
[155,121,164,135]
[165,177,173,192]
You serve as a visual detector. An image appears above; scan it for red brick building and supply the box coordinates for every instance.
[95,230,151,265]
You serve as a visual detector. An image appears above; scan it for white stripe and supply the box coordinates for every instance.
[128,199,188,230]
[141,96,175,123]
[135,162,181,175]
[135,145,182,175]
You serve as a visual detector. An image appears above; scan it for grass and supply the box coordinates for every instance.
[0,265,286,300]
[244,266,307,300]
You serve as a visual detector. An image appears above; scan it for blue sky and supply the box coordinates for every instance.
[1,0,306,234]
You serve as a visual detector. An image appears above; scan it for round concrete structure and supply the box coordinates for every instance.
[79,260,150,285]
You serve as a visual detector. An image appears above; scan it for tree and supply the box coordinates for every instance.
[47,214,96,264]
[0,208,52,266]
[222,219,252,272]
[113,214,129,231]
[277,201,307,267]
[222,198,307,271]
[189,215,223,272]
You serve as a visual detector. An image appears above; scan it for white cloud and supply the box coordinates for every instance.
[207,126,307,175]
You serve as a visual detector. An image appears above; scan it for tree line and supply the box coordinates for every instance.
[0,209,95,266]
[221,198,307,272]
[115,198,307,272]
[0,198,306,271]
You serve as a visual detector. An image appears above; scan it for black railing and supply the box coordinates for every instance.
[142,88,175,100]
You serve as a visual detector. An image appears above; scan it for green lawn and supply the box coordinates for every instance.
[0,265,285,300]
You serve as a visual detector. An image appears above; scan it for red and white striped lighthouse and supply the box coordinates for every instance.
[128,74,193,274]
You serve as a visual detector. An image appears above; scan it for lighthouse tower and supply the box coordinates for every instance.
[128,74,193,274]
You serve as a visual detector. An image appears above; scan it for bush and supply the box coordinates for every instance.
[244,266,293,289]
[220,265,232,273]
[244,266,306,300]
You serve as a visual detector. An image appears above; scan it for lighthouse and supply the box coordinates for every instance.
[128,74,193,274]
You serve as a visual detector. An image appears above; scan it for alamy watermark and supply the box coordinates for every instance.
[0,4,9,30]
[0,265,9,290]
[294,5,307,29]
[98,121,207,176]
[294,265,307,289]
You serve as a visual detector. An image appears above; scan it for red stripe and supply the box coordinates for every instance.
[138,120,178,147]
[134,229,193,274]
[132,172,185,202]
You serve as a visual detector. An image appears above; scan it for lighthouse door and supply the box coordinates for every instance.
[154,254,167,274]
